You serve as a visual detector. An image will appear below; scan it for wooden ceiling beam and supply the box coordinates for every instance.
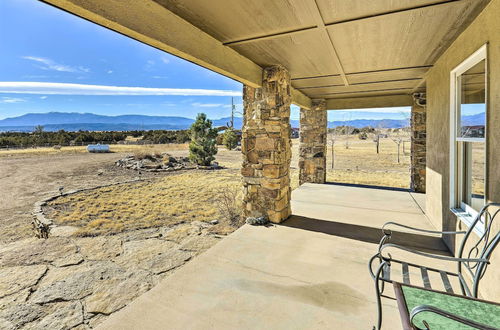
[292,65,433,81]
[308,0,349,86]
[221,1,464,49]
[299,77,422,90]
[326,95,413,110]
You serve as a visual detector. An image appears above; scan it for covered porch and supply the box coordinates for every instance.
[98,184,449,329]
[40,0,500,328]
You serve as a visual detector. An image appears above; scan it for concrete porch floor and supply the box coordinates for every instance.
[98,184,451,330]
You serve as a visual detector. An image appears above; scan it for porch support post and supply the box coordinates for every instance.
[410,96,426,193]
[299,100,327,185]
[241,65,292,223]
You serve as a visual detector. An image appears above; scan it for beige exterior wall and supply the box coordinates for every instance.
[426,0,500,301]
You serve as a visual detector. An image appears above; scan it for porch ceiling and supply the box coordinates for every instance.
[156,0,487,100]
[41,0,489,109]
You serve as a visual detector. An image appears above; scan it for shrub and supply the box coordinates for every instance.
[214,186,243,227]
[222,128,238,150]
[188,113,218,166]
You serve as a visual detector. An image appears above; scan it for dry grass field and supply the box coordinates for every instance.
[0,137,412,242]
[46,170,242,236]
[322,135,411,189]
[0,143,189,158]
[34,136,411,239]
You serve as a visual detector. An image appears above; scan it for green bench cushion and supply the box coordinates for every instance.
[402,285,500,329]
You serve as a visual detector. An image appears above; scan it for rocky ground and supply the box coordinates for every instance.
[0,148,237,329]
[115,153,195,172]
[0,221,221,329]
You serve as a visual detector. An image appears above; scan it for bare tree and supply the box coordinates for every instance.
[390,132,404,164]
[372,123,384,154]
[388,111,412,163]
[329,128,337,169]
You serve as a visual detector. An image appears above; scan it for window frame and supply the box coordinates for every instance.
[449,44,488,236]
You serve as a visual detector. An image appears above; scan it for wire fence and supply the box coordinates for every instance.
[0,140,158,151]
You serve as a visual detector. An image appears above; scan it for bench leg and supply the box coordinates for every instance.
[373,261,388,330]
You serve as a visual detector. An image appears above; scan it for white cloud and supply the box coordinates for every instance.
[107,70,113,74]
[40,96,48,99]
[0,82,242,97]
[1,97,26,103]
[160,56,170,64]
[152,75,168,79]
[22,56,90,73]
[191,102,224,107]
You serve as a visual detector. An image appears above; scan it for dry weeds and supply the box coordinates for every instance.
[46,170,241,236]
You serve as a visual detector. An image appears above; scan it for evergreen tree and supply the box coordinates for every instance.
[222,128,238,150]
[188,113,218,165]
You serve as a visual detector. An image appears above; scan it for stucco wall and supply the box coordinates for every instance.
[426,0,500,301]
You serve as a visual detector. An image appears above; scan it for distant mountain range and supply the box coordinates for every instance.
[0,111,485,132]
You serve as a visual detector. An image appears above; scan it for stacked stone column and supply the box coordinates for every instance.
[411,102,426,193]
[299,100,327,185]
[241,65,292,223]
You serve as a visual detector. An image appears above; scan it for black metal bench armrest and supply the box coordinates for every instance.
[410,305,499,330]
[379,243,490,264]
[382,221,467,236]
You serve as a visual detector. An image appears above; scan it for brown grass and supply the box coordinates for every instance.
[46,169,241,236]
[0,143,188,158]
[44,137,416,237]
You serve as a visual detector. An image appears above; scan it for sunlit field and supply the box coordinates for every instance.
[0,143,189,157]
[46,170,242,236]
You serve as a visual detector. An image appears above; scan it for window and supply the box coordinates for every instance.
[450,45,487,232]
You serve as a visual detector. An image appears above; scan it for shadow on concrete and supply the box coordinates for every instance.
[280,215,450,255]
[324,181,412,193]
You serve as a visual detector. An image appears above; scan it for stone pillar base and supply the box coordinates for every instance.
[299,100,327,185]
[241,65,292,223]
[411,102,426,193]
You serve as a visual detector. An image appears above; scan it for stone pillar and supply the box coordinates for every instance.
[410,100,426,193]
[299,100,327,185]
[241,65,292,223]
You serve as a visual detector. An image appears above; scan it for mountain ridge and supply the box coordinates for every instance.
[0,111,484,132]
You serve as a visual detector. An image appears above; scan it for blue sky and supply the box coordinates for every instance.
[0,0,411,122]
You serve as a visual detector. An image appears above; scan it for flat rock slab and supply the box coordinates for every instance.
[84,270,152,315]
[0,237,78,267]
[35,301,84,330]
[75,236,123,261]
[180,235,221,253]
[0,303,45,327]
[0,225,225,329]
[0,265,47,298]
[114,239,191,274]
[30,261,123,304]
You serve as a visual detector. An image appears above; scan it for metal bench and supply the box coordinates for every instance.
[368,202,500,330]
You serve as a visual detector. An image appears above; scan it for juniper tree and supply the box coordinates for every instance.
[189,113,218,166]
[222,127,238,150]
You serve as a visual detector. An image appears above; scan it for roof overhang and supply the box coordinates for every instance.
[40,0,489,110]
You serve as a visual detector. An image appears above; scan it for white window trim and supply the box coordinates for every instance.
[449,44,487,235]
